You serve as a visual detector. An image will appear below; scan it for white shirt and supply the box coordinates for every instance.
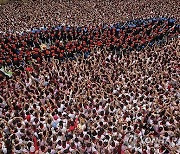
[69,113,75,119]
[30,146,35,153]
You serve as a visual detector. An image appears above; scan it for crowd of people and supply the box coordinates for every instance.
[0,0,179,154]
[0,36,179,153]
[0,17,178,67]
[0,0,179,33]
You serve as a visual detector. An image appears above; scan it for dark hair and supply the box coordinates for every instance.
[41,146,45,151]
[123,126,127,130]
[58,140,61,146]
[99,141,102,146]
